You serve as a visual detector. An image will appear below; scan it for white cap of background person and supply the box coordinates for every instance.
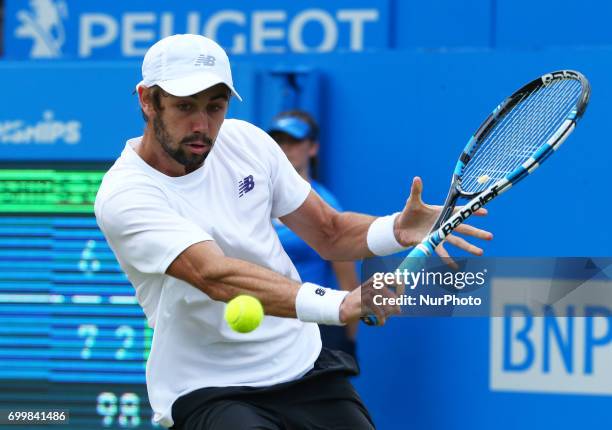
[136,34,242,101]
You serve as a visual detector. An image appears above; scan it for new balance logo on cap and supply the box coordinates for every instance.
[137,34,242,100]
[238,175,255,197]
[194,54,215,67]
[315,288,326,296]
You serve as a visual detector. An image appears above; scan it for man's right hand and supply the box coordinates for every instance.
[340,281,401,326]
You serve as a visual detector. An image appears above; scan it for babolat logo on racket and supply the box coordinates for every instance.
[441,186,500,235]
[542,70,575,86]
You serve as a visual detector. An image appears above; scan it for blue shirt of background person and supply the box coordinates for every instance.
[268,110,359,360]
[273,181,342,289]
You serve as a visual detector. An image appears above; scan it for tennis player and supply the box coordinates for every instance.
[95,34,492,429]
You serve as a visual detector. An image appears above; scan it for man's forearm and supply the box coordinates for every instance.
[279,191,400,262]
[168,243,301,318]
[318,211,377,261]
[198,255,302,317]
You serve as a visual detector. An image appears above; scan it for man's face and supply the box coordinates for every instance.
[274,133,318,175]
[148,84,230,171]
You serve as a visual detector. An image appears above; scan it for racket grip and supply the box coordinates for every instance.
[361,242,433,326]
[397,242,433,270]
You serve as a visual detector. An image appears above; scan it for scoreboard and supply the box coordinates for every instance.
[0,166,158,428]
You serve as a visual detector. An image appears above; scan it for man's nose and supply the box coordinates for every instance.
[191,111,208,134]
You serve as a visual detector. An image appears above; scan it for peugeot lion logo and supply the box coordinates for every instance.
[15,0,68,58]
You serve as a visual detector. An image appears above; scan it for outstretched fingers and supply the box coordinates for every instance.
[445,234,484,256]
[453,206,489,217]
[453,223,493,240]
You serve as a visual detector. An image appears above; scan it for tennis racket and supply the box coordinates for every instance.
[363,70,590,325]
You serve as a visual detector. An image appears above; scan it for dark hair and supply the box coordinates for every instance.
[274,109,320,179]
[141,85,168,122]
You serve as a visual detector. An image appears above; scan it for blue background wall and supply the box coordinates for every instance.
[2,0,611,429]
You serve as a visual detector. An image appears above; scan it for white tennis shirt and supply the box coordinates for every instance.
[95,119,321,428]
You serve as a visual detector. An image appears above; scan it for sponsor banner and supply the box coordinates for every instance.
[0,110,80,146]
[5,0,389,60]
[490,306,612,396]
[489,258,612,396]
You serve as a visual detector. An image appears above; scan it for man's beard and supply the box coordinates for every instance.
[153,115,214,171]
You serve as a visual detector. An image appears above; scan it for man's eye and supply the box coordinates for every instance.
[178,103,192,111]
[209,105,222,113]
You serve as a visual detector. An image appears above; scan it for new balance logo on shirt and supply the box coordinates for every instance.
[238,175,255,197]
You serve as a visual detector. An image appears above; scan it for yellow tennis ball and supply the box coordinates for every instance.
[224,295,264,333]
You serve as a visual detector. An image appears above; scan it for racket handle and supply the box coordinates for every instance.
[397,241,434,269]
[361,242,434,326]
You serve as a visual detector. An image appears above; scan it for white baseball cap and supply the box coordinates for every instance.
[137,34,242,101]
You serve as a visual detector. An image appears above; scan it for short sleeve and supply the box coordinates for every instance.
[95,184,213,274]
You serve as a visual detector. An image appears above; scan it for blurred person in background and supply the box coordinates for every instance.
[269,111,359,361]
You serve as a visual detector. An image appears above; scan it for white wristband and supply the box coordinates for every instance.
[366,212,407,256]
[295,282,348,326]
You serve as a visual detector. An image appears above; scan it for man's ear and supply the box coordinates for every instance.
[138,85,156,119]
[308,141,320,157]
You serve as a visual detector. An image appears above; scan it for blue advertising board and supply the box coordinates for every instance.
[4,0,389,60]
[0,62,145,160]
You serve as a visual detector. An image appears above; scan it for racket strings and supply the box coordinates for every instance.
[460,79,582,193]
[489,80,578,156]
[496,81,578,159]
[480,85,569,166]
[466,80,580,183]
[475,82,578,171]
